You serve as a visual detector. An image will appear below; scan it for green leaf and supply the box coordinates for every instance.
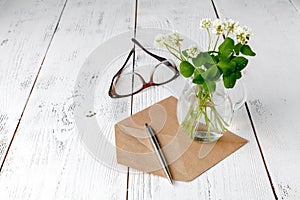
[211,55,219,63]
[194,68,205,76]
[218,52,231,62]
[232,56,248,70]
[202,65,221,81]
[192,52,205,67]
[193,68,206,84]
[203,81,216,93]
[180,61,194,78]
[192,74,205,84]
[223,73,237,88]
[203,63,214,69]
[234,43,243,55]
[204,54,218,69]
[241,45,256,56]
[217,60,236,75]
[192,52,214,67]
[235,71,242,79]
[219,37,234,54]
[182,49,189,58]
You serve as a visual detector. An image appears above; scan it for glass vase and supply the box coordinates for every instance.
[177,80,233,143]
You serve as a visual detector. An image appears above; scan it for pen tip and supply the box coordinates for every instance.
[168,177,173,185]
[145,123,148,126]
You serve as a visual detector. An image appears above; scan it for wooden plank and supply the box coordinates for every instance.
[128,0,274,199]
[0,0,134,199]
[213,0,300,199]
[0,0,67,167]
[290,0,300,13]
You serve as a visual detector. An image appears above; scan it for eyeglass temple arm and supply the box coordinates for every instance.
[108,48,135,97]
[113,48,135,77]
[131,38,166,62]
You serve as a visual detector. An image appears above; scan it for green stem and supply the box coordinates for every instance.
[213,35,220,51]
[164,42,181,53]
[226,30,230,37]
[165,45,182,61]
[164,43,186,61]
[206,28,212,51]
[180,85,229,139]
[178,46,185,61]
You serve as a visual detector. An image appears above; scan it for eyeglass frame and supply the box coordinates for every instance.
[108,38,179,98]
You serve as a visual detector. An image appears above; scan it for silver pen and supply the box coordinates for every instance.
[145,123,173,185]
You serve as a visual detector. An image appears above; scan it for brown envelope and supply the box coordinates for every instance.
[115,96,248,182]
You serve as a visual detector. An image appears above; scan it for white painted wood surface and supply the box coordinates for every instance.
[0,0,299,199]
[0,0,134,199]
[214,0,300,199]
[0,0,66,166]
[128,0,274,199]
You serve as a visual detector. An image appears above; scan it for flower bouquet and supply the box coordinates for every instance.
[155,18,256,142]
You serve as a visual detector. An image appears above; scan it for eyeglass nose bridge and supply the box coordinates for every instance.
[143,81,158,88]
[133,72,159,92]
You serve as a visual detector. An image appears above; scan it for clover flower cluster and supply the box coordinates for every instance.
[155,33,183,48]
[155,18,254,60]
[155,33,199,58]
[185,45,198,58]
[200,18,251,45]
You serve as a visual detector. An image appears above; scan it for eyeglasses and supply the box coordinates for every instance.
[108,38,179,98]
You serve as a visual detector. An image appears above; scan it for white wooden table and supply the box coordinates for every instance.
[1,0,300,199]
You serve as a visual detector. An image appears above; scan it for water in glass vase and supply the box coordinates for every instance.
[177,80,233,143]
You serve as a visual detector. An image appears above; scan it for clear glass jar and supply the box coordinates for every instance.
[177,80,233,143]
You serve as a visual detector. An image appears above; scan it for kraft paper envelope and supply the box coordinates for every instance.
[115,96,248,182]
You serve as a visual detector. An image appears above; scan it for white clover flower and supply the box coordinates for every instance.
[155,34,166,48]
[186,45,198,58]
[200,18,212,29]
[235,25,251,44]
[225,19,239,34]
[212,19,226,35]
[242,26,251,37]
[165,32,183,47]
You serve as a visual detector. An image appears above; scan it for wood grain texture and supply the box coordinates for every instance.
[289,0,300,14]
[213,0,300,199]
[0,0,67,167]
[0,0,134,199]
[1,0,299,199]
[128,0,275,199]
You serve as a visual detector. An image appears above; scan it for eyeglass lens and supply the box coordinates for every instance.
[113,60,176,96]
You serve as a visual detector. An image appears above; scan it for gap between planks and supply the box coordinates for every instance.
[245,103,278,200]
[288,0,300,14]
[71,0,283,198]
[210,0,278,199]
[126,0,139,199]
[209,0,279,198]
[211,0,278,199]
[125,0,280,199]
[0,0,69,173]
